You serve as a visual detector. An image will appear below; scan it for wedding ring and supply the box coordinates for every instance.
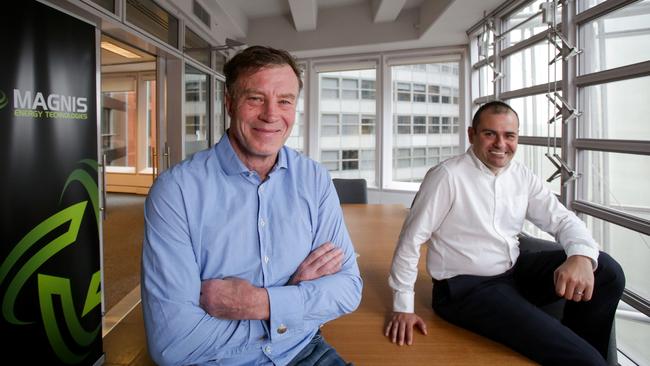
[575,291,584,295]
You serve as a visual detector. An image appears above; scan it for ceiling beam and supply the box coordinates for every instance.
[288,0,318,31]
[372,0,407,23]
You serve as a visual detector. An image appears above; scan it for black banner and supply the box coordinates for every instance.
[0,1,102,364]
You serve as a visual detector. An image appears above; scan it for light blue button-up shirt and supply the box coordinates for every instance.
[141,133,362,366]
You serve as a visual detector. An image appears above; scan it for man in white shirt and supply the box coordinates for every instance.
[385,101,625,365]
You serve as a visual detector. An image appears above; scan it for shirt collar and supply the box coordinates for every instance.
[466,147,511,176]
[215,131,288,176]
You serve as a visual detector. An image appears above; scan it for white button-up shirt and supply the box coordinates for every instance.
[389,149,599,313]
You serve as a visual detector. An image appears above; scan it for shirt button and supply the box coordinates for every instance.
[260,219,266,227]
[264,345,272,354]
[264,256,270,264]
[277,324,287,334]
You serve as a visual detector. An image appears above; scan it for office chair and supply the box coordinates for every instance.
[332,178,368,204]
[518,234,618,365]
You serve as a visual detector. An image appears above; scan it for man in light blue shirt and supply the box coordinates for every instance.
[141,46,362,366]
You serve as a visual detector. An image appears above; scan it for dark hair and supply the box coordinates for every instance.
[471,100,519,130]
[223,45,302,98]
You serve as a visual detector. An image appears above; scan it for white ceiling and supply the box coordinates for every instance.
[207,0,504,58]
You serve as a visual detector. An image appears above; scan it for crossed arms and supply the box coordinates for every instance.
[200,242,345,320]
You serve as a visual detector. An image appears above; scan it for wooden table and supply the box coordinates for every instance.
[321,204,536,366]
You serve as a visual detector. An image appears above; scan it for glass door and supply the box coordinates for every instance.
[100,35,157,193]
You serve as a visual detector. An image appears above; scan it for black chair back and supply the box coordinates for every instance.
[332,178,368,204]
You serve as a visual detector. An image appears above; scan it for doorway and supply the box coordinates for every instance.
[100,35,156,316]
[101,35,158,194]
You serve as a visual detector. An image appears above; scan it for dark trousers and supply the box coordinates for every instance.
[432,251,625,366]
[287,331,352,366]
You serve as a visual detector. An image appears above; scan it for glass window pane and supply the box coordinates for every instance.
[126,0,178,48]
[321,150,339,160]
[580,151,650,217]
[342,90,358,99]
[505,43,561,90]
[89,0,115,13]
[506,94,562,138]
[342,114,358,124]
[361,80,375,89]
[361,90,375,99]
[585,216,649,301]
[578,0,607,12]
[184,65,209,158]
[342,150,359,159]
[213,80,225,144]
[502,0,561,48]
[478,65,494,97]
[322,89,339,99]
[322,77,338,88]
[319,68,376,186]
[579,76,650,140]
[185,27,210,68]
[342,161,359,170]
[322,114,338,124]
[101,90,135,168]
[323,162,339,171]
[392,61,461,183]
[579,0,650,74]
[615,310,650,366]
[342,78,358,89]
[286,88,305,152]
[513,144,561,194]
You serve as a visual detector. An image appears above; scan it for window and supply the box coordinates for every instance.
[342,149,359,170]
[361,115,375,134]
[321,77,339,99]
[342,114,358,135]
[428,85,440,103]
[286,88,305,153]
[184,64,209,158]
[342,79,359,99]
[185,27,210,68]
[396,115,411,134]
[413,84,426,102]
[469,1,650,364]
[413,116,426,134]
[318,68,377,185]
[361,80,376,99]
[126,0,178,48]
[391,61,461,183]
[396,82,411,101]
[321,114,339,135]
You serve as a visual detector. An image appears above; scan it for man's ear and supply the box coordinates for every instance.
[467,127,476,144]
[224,92,233,117]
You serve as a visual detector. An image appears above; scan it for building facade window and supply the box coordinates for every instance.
[318,68,377,185]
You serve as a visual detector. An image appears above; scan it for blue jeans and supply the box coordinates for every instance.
[287,331,352,366]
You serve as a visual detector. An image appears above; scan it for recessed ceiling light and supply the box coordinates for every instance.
[101,41,141,59]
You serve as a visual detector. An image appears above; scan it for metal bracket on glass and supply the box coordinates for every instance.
[545,92,582,124]
[477,17,495,58]
[540,0,566,25]
[545,153,581,186]
[548,29,582,65]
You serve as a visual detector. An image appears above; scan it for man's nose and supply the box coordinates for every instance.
[493,135,504,147]
[259,101,279,122]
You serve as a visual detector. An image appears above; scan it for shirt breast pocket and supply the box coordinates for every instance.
[504,194,528,227]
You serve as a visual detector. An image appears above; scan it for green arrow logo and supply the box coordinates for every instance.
[0,160,101,363]
[0,90,8,109]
